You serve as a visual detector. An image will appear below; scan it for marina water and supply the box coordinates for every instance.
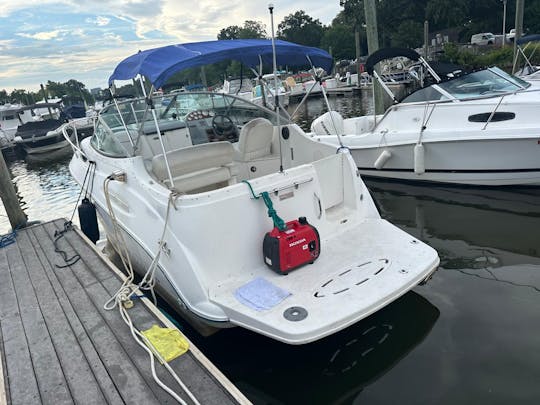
[1,96,539,404]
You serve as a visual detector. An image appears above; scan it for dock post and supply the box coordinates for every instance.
[0,152,27,230]
[512,0,524,74]
[363,0,385,114]
[424,20,429,60]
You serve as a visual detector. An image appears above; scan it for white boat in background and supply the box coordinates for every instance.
[66,39,439,344]
[222,74,290,108]
[221,77,254,101]
[514,34,540,83]
[252,73,290,108]
[285,75,323,99]
[13,102,93,155]
[0,103,34,149]
[310,47,540,186]
[13,103,68,155]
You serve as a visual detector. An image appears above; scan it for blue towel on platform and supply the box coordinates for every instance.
[235,277,291,311]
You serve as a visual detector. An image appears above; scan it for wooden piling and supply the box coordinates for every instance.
[363,0,385,114]
[0,151,27,230]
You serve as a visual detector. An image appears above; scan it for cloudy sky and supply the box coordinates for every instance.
[0,0,341,92]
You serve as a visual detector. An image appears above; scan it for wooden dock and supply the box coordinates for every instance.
[0,219,250,405]
[325,86,360,96]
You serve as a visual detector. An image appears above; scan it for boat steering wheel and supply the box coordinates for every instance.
[211,114,237,139]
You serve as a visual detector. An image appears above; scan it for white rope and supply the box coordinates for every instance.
[103,175,135,311]
[102,177,198,404]
[137,192,177,305]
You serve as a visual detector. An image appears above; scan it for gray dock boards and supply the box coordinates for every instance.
[0,220,247,405]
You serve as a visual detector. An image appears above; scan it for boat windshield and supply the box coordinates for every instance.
[91,91,283,158]
[402,67,530,103]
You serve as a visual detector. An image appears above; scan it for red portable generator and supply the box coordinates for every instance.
[263,217,320,274]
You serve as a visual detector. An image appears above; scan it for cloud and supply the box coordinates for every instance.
[86,16,111,26]
[0,0,342,91]
[17,30,63,40]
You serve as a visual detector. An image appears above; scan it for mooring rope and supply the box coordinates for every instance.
[53,221,81,268]
[242,180,286,231]
[0,228,17,249]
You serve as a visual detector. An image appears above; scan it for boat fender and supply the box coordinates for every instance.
[374,149,392,169]
[78,197,99,244]
[414,143,425,174]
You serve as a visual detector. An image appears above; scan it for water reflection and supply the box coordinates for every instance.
[0,152,80,233]
[185,291,439,405]
[366,179,540,260]
[287,93,371,131]
[347,179,540,404]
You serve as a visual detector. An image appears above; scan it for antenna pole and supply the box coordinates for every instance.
[269,3,283,172]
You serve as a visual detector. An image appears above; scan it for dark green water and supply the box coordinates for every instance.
[2,96,540,404]
[182,178,540,404]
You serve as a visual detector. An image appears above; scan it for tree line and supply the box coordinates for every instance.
[0,79,95,107]
[220,1,540,60]
[4,0,540,100]
[177,0,540,86]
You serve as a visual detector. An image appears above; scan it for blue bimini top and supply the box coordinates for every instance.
[108,39,333,88]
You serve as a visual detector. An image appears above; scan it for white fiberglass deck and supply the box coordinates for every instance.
[210,219,439,344]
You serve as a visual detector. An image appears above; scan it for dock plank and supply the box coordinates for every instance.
[50,221,241,405]
[0,220,248,405]
[44,221,181,403]
[0,246,42,405]
[19,229,109,405]
[4,237,73,405]
[24,227,124,405]
[32,223,162,405]
[0,318,10,405]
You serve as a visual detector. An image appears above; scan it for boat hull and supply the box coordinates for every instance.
[69,140,439,344]
[349,137,540,186]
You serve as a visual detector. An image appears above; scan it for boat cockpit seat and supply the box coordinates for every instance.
[152,141,236,193]
[234,118,275,162]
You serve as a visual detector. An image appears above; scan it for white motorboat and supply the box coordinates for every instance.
[65,39,439,344]
[222,74,290,108]
[0,103,34,149]
[13,102,95,155]
[310,47,540,186]
[12,103,74,155]
[252,73,290,108]
[513,34,540,83]
[221,77,254,102]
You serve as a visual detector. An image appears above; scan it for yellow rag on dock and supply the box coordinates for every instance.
[141,325,189,362]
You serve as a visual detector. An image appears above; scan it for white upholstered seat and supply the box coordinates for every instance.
[152,141,235,193]
[234,118,275,161]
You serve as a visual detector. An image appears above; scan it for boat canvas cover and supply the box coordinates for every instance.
[516,34,540,45]
[15,119,63,139]
[365,47,420,75]
[108,39,333,88]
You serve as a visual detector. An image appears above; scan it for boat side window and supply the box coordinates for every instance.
[437,68,527,99]
[402,86,449,103]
